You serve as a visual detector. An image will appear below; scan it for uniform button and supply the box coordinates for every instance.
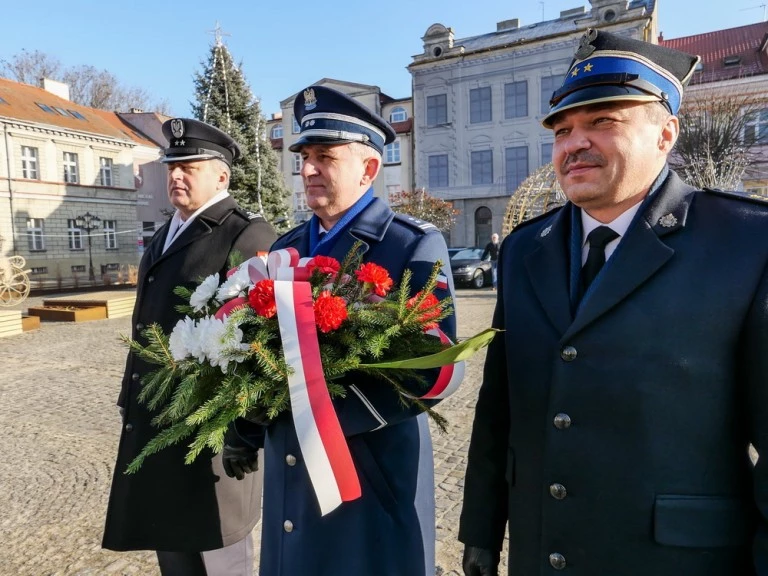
[553,413,572,429]
[285,454,297,466]
[560,346,577,361]
[283,520,294,533]
[147,275,155,283]
[549,483,567,500]
[124,423,133,433]
[132,373,140,382]
[136,323,145,331]
[549,552,567,570]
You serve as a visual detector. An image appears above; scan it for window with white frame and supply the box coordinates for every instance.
[427,94,448,127]
[294,191,308,212]
[271,124,284,139]
[99,157,113,186]
[21,146,39,179]
[386,184,402,203]
[505,146,529,192]
[385,140,401,164]
[744,109,768,145]
[505,81,528,119]
[470,87,492,124]
[292,117,301,134]
[428,154,449,188]
[541,75,562,115]
[63,151,79,183]
[104,220,117,249]
[67,219,83,250]
[292,154,302,174]
[389,107,407,123]
[26,218,45,251]
[471,150,493,185]
[541,143,553,167]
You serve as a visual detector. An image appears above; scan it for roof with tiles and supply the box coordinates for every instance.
[660,21,768,84]
[0,77,158,147]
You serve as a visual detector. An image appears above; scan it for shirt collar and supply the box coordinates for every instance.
[581,200,642,246]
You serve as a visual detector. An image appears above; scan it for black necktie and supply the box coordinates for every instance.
[580,226,619,296]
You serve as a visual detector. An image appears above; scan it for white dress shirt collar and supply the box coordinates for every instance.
[580,201,643,265]
[163,190,230,253]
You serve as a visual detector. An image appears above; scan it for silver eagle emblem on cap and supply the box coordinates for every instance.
[170,119,184,139]
[304,88,317,111]
[658,213,678,228]
[575,28,598,60]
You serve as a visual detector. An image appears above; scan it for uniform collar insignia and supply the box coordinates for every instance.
[541,225,552,237]
[658,213,678,228]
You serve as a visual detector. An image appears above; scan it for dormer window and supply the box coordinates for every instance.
[723,55,741,67]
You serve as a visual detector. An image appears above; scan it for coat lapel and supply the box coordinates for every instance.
[524,207,574,335]
[562,171,695,341]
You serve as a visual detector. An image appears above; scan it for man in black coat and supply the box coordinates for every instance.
[459,29,768,575]
[102,118,276,575]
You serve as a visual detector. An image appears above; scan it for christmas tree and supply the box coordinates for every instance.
[191,25,292,232]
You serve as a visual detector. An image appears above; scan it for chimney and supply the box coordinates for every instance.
[42,78,70,101]
[271,112,283,120]
[129,107,144,113]
[497,18,520,32]
[658,31,664,42]
[560,7,587,18]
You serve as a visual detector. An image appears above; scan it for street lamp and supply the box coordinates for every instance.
[75,212,101,282]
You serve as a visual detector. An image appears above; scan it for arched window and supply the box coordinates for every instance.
[474,206,492,247]
[271,124,283,139]
[389,106,407,123]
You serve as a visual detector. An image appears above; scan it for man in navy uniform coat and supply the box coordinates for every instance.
[459,29,768,575]
[228,85,457,575]
[103,118,276,575]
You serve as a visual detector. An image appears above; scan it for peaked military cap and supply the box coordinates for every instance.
[160,118,241,166]
[542,28,701,127]
[289,85,396,155]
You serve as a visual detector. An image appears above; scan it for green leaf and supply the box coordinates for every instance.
[359,328,499,369]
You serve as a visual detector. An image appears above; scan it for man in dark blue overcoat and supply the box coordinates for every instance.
[459,29,768,576]
[228,85,457,575]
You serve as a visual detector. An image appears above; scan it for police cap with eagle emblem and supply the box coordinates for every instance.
[542,28,701,127]
[159,117,241,166]
[289,85,396,155]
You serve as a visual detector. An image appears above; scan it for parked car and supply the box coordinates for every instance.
[450,247,493,289]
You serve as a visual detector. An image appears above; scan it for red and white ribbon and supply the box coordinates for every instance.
[245,248,361,515]
[416,328,465,399]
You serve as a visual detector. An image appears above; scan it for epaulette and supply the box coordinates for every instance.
[392,213,439,234]
[703,187,768,207]
[509,204,565,234]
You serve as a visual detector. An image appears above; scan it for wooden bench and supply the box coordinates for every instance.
[0,309,23,338]
[42,290,137,319]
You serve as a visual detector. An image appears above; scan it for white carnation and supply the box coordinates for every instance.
[216,265,252,302]
[168,317,198,361]
[189,273,220,312]
[198,316,250,373]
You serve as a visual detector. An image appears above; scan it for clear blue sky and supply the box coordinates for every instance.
[2,0,765,117]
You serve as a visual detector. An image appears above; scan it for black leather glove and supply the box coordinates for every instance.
[243,405,272,426]
[462,546,500,576]
[221,444,259,480]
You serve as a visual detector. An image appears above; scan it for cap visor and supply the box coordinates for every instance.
[288,135,356,152]
[159,153,223,164]
[542,85,661,127]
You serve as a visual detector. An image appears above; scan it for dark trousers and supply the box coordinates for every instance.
[157,551,207,576]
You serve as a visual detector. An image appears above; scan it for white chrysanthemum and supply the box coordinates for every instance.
[216,265,252,302]
[168,316,198,361]
[189,273,220,312]
[199,316,250,373]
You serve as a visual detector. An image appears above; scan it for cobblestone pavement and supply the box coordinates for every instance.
[0,288,501,576]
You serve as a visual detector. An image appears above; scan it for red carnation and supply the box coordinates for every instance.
[313,291,348,333]
[308,255,341,276]
[407,292,441,330]
[248,279,277,318]
[355,262,393,297]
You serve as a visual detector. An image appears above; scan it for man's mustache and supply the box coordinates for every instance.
[562,152,605,171]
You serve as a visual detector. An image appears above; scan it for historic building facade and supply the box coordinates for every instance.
[0,78,164,284]
[408,0,658,246]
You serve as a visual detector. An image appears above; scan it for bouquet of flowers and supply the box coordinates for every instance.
[124,243,495,484]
